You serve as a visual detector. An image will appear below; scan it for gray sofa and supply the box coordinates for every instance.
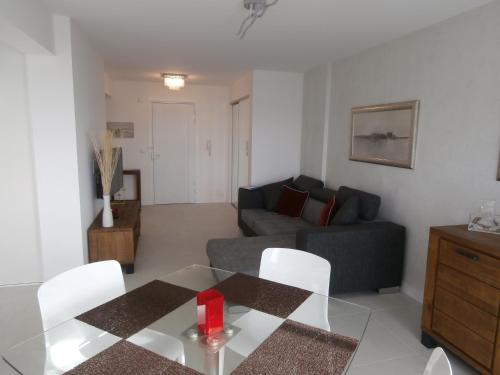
[207,175,405,295]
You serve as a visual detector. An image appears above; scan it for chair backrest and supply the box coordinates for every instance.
[38,260,126,331]
[423,348,453,375]
[259,248,331,296]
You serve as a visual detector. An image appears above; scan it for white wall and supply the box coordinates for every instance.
[0,0,53,53]
[301,64,331,180]
[230,72,252,102]
[71,21,107,262]
[303,2,500,301]
[250,70,304,185]
[106,80,231,204]
[0,42,42,285]
[25,16,85,280]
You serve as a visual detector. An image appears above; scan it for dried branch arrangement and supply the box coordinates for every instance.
[90,130,121,195]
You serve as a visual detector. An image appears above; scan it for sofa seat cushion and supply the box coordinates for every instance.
[253,215,314,236]
[207,235,296,276]
[241,209,279,228]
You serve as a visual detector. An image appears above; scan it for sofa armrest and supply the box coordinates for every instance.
[237,187,264,229]
[296,222,405,294]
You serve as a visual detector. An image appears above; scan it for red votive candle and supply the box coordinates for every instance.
[197,288,224,336]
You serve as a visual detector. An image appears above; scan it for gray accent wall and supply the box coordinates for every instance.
[301,1,500,301]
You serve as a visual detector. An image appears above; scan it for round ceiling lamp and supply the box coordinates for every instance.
[162,73,187,90]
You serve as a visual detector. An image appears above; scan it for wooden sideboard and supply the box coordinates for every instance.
[88,200,140,274]
[422,225,500,374]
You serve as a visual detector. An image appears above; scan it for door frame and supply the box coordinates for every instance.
[151,101,197,204]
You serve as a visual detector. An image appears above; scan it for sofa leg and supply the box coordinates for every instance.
[377,286,400,294]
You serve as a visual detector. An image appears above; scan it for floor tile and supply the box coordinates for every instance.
[351,318,417,367]
[339,291,420,312]
[348,353,427,375]
[371,305,430,353]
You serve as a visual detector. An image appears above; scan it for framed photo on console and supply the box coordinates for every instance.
[350,100,420,169]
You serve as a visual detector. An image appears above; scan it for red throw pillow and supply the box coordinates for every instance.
[319,196,336,226]
[274,186,309,217]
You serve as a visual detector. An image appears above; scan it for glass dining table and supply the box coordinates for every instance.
[2,265,371,375]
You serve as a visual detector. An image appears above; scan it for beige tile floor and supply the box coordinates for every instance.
[0,203,477,374]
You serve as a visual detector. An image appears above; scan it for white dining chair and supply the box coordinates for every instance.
[259,248,331,296]
[38,260,126,331]
[229,248,332,358]
[423,347,453,375]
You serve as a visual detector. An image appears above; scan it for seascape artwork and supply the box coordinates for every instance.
[107,122,135,138]
[350,101,419,169]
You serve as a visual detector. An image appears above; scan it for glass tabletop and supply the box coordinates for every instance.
[2,265,370,375]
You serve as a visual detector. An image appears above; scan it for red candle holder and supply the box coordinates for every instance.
[197,289,224,336]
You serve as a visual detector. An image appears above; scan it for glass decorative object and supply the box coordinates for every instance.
[197,289,224,336]
[468,199,500,234]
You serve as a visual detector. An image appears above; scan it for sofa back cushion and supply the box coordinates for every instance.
[336,186,380,221]
[274,186,309,217]
[261,177,293,210]
[292,175,324,192]
[331,195,359,225]
[310,187,336,203]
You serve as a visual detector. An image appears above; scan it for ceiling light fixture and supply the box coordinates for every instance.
[162,73,187,90]
[237,0,279,39]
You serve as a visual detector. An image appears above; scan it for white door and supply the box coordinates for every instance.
[152,103,195,204]
[230,98,251,206]
[238,98,250,189]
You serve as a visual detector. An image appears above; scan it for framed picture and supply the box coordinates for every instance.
[497,152,500,181]
[350,101,420,169]
[107,122,134,138]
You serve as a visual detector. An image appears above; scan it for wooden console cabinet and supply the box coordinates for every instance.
[88,200,140,273]
[422,225,500,374]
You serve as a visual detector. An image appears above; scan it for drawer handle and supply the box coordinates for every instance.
[455,249,479,262]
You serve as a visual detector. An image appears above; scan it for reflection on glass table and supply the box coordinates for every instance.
[2,265,370,375]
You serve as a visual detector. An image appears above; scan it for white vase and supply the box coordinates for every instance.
[102,194,113,228]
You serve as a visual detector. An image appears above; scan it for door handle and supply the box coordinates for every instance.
[455,248,479,262]
[245,141,249,156]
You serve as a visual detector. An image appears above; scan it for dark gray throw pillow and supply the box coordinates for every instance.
[260,177,293,210]
[332,195,359,225]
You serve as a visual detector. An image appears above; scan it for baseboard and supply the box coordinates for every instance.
[0,281,42,288]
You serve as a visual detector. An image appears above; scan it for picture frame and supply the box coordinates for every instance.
[497,152,500,181]
[350,100,420,169]
[106,122,135,138]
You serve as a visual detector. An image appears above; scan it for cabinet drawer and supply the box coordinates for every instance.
[439,239,500,289]
[434,287,497,342]
[437,264,500,316]
[432,310,494,369]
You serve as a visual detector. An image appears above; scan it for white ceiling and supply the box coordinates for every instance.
[44,0,492,85]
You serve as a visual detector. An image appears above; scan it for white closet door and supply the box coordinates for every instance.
[231,104,240,205]
[238,98,250,189]
[152,103,195,204]
[230,98,251,206]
